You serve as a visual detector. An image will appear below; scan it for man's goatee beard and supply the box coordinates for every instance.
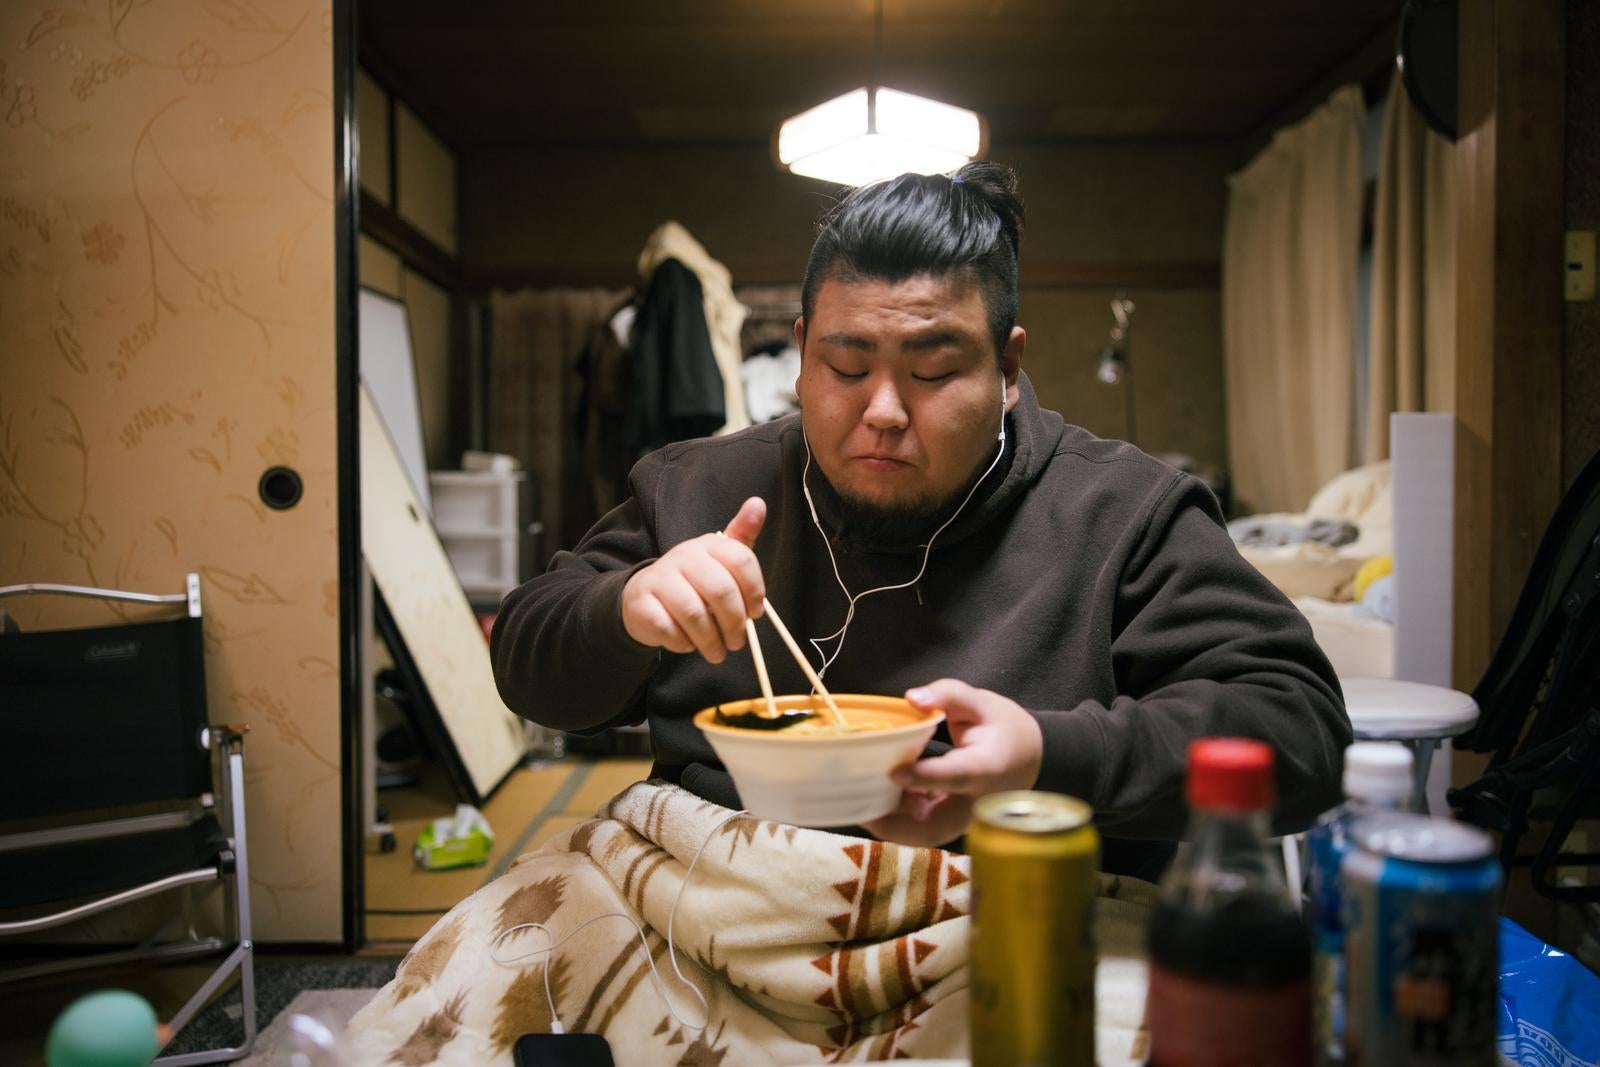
[834,492,952,547]
[833,456,995,547]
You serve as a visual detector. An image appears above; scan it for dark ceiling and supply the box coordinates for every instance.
[359,0,1401,152]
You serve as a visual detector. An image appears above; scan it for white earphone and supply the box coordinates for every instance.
[799,372,1010,677]
[998,373,1008,443]
[491,807,751,1035]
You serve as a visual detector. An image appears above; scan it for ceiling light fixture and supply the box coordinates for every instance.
[775,0,986,186]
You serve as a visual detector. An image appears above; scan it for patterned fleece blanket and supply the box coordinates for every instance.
[344,781,1155,1065]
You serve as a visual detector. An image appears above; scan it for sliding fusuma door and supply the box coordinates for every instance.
[0,0,359,943]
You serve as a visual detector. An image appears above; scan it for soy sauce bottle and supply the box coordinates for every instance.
[1146,738,1312,1067]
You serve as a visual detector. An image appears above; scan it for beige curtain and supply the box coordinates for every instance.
[489,288,628,568]
[1364,71,1458,462]
[1223,86,1366,514]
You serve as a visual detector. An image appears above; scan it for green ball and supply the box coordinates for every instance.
[45,990,160,1067]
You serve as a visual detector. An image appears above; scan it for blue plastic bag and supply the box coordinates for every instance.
[1498,917,1600,1066]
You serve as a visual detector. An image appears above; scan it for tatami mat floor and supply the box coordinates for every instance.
[363,756,653,945]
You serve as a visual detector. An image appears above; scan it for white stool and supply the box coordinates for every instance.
[1340,678,1480,813]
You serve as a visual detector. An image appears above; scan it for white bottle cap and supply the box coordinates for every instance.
[1342,741,1414,803]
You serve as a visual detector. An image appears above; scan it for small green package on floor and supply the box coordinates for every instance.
[414,804,493,870]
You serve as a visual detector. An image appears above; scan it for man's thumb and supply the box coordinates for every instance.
[724,496,767,547]
[905,678,977,717]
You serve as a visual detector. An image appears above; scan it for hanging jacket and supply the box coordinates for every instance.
[624,259,725,452]
[636,221,751,435]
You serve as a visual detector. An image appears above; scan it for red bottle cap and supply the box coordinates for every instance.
[1187,738,1275,812]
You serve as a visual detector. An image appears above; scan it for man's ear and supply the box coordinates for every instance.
[793,317,807,405]
[1002,326,1025,411]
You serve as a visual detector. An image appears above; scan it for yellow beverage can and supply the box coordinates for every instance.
[969,791,1099,1067]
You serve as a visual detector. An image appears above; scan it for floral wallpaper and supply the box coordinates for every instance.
[0,0,343,942]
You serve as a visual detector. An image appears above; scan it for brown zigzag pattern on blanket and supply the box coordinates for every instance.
[703,933,719,975]
[592,929,673,1037]
[490,955,573,1052]
[642,789,667,846]
[388,989,466,1065]
[673,1019,730,1066]
[653,1015,702,1047]
[829,840,939,950]
[494,874,567,940]
[866,1013,921,1060]
[874,847,934,934]
[600,825,640,868]
[567,818,602,856]
[571,932,644,1033]
[830,944,860,1048]
[842,947,917,1037]
[391,916,464,1004]
[624,844,675,907]
[893,933,919,1000]
[722,814,764,860]
[808,837,961,1050]
[570,927,672,1035]
[680,932,728,986]
[865,842,898,937]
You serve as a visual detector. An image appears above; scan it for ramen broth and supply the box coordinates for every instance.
[710,703,905,734]
[781,713,896,734]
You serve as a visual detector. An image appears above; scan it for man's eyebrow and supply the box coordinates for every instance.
[898,330,965,352]
[816,332,875,350]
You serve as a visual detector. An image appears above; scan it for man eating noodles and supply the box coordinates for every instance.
[491,161,1349,880]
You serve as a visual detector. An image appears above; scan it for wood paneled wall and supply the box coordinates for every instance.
[1453,0,1567,689]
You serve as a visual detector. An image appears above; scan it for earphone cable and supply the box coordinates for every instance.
[800,381,1008,677]
[491,807,750,1034]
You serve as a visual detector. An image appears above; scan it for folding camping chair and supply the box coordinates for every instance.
[1449,447,1600,903]
[0,573,257,1065]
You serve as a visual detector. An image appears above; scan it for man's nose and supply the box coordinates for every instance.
[862,379,909,431]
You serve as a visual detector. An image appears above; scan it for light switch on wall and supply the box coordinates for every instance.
[1568,231,1596,301]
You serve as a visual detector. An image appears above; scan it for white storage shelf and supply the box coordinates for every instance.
[429,470,525,603]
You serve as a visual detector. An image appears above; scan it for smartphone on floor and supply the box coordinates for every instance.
[513,1032,616,1067]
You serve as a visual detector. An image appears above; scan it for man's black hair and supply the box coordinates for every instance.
[800,160,1024,360]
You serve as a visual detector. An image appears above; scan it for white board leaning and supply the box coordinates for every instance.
[359,287,432,515]
[359,383,525,801]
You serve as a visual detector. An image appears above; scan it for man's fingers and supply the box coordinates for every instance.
[723,496,767,549]
[890,745,999,795]
[636,596,695,654]
[680,554,750,653]
[704,536,767,617]
[661,573,728,662]
[905,678,984,722]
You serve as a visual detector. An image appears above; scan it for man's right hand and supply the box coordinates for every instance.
[621,496,768,663]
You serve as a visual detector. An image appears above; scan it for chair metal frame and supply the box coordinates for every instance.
[0,573,257,1065]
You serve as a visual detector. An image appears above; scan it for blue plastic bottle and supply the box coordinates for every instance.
[1305,741,1413,1065]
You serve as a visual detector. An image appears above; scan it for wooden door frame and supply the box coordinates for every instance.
[1453,0,1566,690]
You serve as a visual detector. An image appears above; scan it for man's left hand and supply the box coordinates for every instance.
[863,679,1044,848]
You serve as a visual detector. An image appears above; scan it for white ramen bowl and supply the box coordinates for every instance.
[693,694,944,827]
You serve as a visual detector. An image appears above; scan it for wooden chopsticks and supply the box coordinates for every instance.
[743,617,779,719]
[755,598,843,729]
[717,529,843,728]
